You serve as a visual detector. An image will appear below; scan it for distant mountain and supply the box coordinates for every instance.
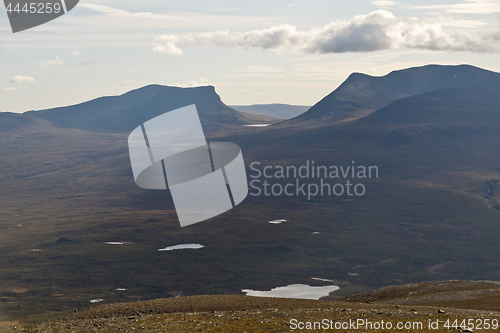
[288,64,500,124]
[25,85,277,133]
[0,112,54,132]
[355,87,500,148]
[230,104,310,119]
[360,87,500,126]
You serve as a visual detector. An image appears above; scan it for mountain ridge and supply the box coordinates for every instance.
[286,64,500,125]
[24,85,278,133]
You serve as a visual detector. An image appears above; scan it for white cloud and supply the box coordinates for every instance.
[174,77,210,88]
[410,0,500,15]
[150,38,185,55]
[10,75,35,83]
[433,15,488,28]
[1,87,16,91]
[73,51,93,65]
[124,80,137,84]
[151,10,500,55]
[79,3,179,20]
[371,1,399,7]
[73,51,83,61]
[38,55,64,68]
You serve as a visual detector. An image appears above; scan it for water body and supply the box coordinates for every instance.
[105,242,124,245]
[243,124,271,127]
[311,277,334,282]
[158,243,204,251]
[242,284,339,300]
[269,219,287,224]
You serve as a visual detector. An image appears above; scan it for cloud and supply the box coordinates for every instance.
[1,87,16,91]
[433,15,488,28]
[371,1,399,7]
[73,51,83,61]
[151,10,500,55]
[79,3,178,20]
[10,75,35,83]
[38,55,64,68]
[73,51,93,65]
[174,77,209,88]
[410,0,500,15]
[150,39,185,55]
[124,80,137,84]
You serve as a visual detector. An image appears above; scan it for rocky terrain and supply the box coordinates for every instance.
[4,280,500,332]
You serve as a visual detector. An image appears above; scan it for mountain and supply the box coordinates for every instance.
[25,85,278,133]
[230,104,310,119]
[352,87,500,148]
[2,64,500,324]
[287,64,500,125]
[359,87,500,126]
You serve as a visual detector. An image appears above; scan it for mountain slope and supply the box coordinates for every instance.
[25,85,274,133]
[12,282,500,333]
[359,87,500,126]
[0,112,55,132]
[351,87,500,148]
[287,64,500,125]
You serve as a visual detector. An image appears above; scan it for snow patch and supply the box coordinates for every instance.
[158,243,204,251]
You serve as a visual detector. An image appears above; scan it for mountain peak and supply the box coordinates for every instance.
[285,64,500,125]
[25,84,247,133]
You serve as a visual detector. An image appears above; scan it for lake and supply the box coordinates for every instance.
[158,243,204,251]
[242,284,339,300]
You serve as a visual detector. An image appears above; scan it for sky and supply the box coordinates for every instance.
[0,0,499,112]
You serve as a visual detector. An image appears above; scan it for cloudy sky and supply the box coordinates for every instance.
[0,0,499,112]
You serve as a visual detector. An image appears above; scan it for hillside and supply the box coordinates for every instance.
[7,281,500,332]
[340,280,500,309]
[360,87,500,126]
[0,112,55,132]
